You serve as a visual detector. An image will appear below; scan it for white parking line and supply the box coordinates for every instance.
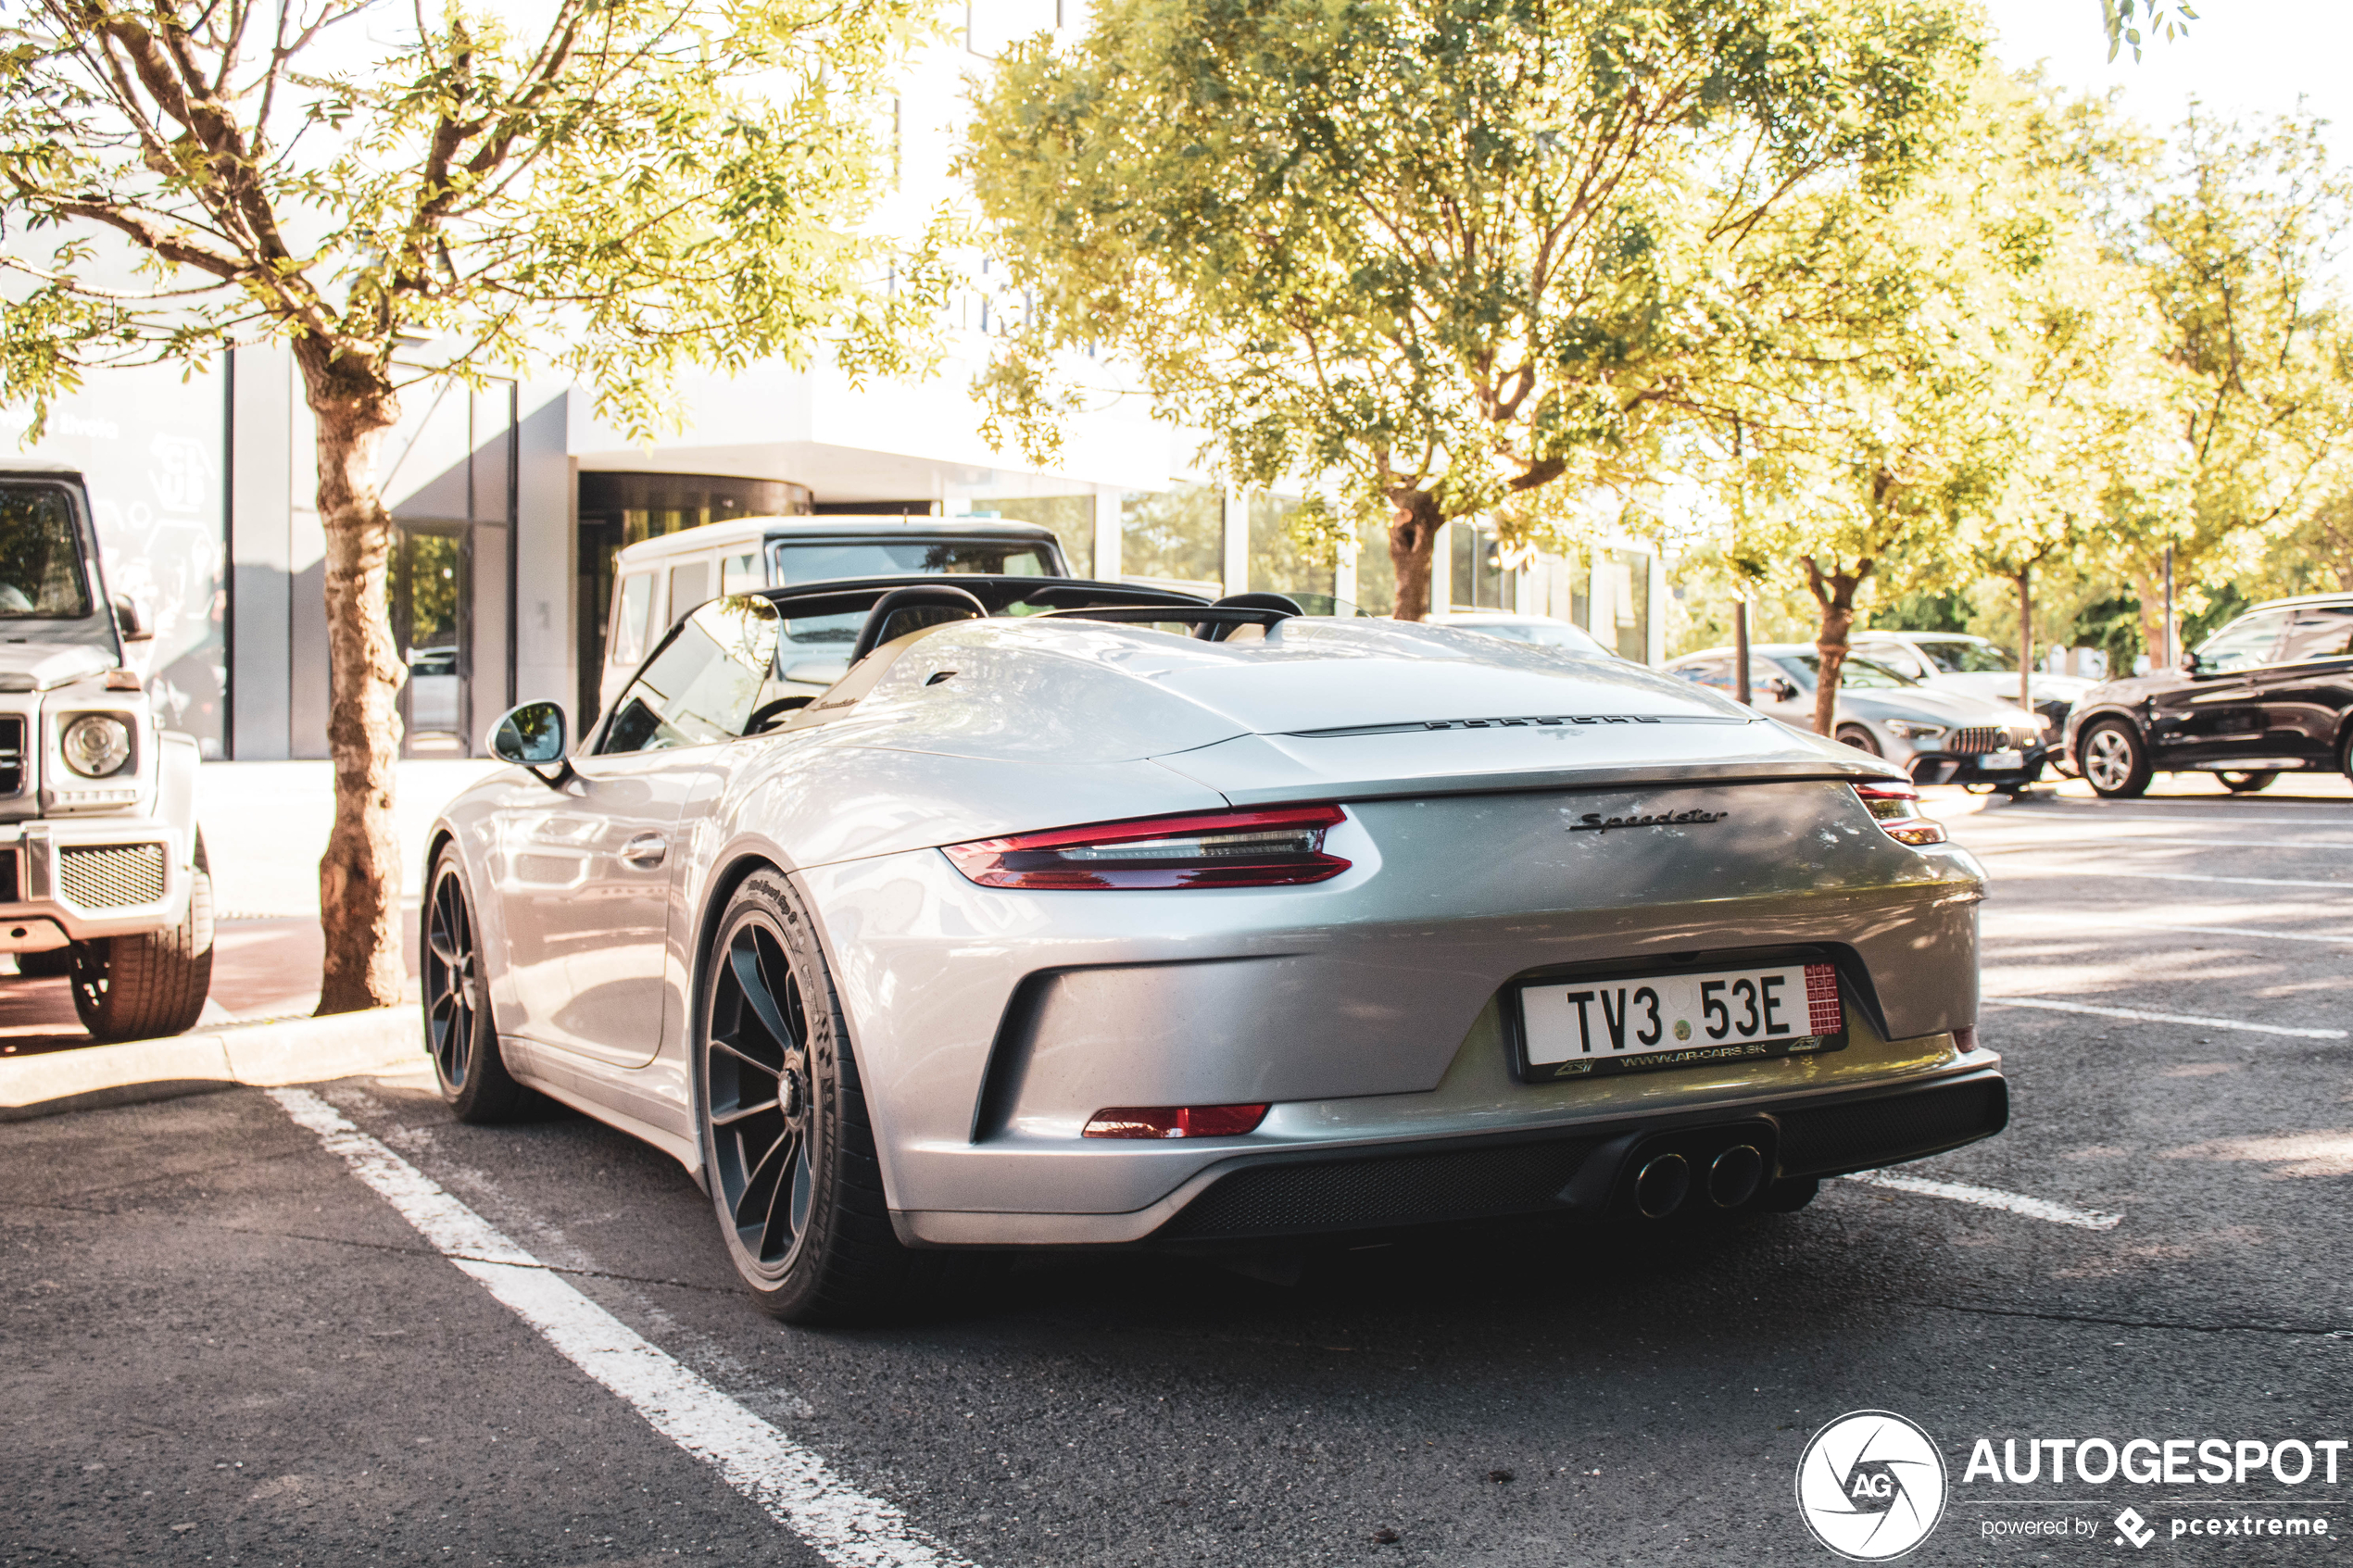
[1994,809,2353,827]
[1984,996,2349,1040]
[1973,835,2353,851]
[1983,917,2353,947]
[267,1089,974,1568]
[1842,1171,2122,1231]
[1991,866,2352,891]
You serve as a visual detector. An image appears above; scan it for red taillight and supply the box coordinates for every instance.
[943,804,1351,889]
[1854,782,1948,846]
[1082,1103,1270,1139]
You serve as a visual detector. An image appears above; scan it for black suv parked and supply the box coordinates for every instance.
[2063,594,2353,797]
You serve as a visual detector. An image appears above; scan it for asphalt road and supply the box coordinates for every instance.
[6,774,2352,1566]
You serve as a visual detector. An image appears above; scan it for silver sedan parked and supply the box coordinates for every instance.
[425,579,2006,1323]
[1665,643,2050,790]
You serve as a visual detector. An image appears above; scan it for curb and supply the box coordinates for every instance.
[0,1007,426,1122]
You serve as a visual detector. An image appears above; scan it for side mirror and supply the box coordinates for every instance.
[2182,651,2205,674]
[489,701,573,789]
[112,592,152,642]
[1767,678,1797,701]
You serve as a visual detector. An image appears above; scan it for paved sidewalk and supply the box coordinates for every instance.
[1,759,501,1056]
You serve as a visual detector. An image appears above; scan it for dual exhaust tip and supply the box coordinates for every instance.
[1632,1144,1765,1219]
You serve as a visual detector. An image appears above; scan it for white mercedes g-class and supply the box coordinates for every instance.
[0,461,211,1042]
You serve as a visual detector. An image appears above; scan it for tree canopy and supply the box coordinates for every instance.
[965,0,1984,618]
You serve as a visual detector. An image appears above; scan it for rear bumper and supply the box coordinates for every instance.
[0,817,191,948]
[890,1053,2006,1248]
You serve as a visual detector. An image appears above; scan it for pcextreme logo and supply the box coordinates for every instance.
[1796,1411,1951,1561]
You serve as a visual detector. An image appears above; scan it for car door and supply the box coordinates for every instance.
[2148,608,2293,768]
[2255,604,2353,763]
[498,594,783,1068]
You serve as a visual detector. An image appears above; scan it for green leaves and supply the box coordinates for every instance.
[965,0,1982,613]
[0,0,940,439]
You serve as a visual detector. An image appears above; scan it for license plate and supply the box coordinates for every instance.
[1510,961,1846,1081]
[1982,749,2023,770]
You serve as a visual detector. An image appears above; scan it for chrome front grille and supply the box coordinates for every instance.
[57,843,166,909]
[0,715,23,794]
[1947,724,2039,755]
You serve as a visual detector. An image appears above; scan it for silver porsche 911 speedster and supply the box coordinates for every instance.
[424,576,2004,1323]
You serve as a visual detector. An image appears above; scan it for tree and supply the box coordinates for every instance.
[1,0,937,1010]
[2103,108,2353,665]
[2102,0,2196,63]
[1696,72,2066,735]
[963,0,1982,620]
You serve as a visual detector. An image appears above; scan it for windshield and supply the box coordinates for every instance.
[1776,653,1916,689]
[1916,639,2017,674]
[771,539,1058,584]
[0,485,94,619]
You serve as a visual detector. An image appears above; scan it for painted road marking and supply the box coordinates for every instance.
[267,1088,974,1568]
[1985,996,2348,1040]
[1972,835,2353,851]
[1992,809,2353,828]
[1983,917,2353,947]
[1843,1171,2122,1231]
[1982,865,2350,891]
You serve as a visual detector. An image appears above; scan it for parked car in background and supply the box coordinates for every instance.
[1426,612,1615,657]
[2063,593,2353,797]
[0,462,213,1042]
[1850,632,2091,736]
[596,514,1072,721]
[431,578,2002,1323]
[1666,644,2050,791]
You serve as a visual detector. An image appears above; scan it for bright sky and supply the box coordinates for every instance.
[1978,0,2353,149]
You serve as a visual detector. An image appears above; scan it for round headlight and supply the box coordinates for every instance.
[62,714,132,778]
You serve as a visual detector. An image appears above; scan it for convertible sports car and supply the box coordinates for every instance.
[425,576,2005,1323]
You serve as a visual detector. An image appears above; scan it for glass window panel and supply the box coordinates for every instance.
[1246,495,1334,602]
[966,497,1092,577]
[2282,607,2353,662]
[720,551,762,593]
[2193,608,2293,672]
[610,573,656,666]
[599,595,781,754]
[770,538,1058,583]
[0,485,94,619]
[1120,485,1223,589]
[1352,513,1396,618]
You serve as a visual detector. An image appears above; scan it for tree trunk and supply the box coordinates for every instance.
[1386,489,1443,621]
[294,341,408,1015]
[2128,567,2170,675]
[1800,555,1871,738]
[2015,570,2033,712]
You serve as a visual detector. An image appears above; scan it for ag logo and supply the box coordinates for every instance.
[1794,1410,1948,1561]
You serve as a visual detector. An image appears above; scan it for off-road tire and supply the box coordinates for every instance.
[2078,719,2153,798]
[698,868,950,1324]
[423,845,540,1123]
[70,835,215,1043]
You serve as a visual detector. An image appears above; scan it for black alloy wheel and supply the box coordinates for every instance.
[2079,719,2153,798]
[1834,724,1882,757]
[705,911,819,1282]
[423,846,534,1122]
[698,869,952,1323]
[2218,771,2278,794]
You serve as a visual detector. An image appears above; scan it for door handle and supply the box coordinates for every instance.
[620,833,668,869]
